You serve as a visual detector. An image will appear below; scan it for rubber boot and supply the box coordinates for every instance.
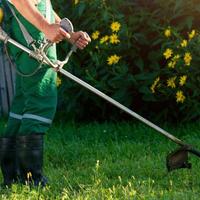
[0,137,19,187]
[16,134,47,187]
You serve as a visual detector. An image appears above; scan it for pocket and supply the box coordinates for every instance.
[16,53,41,76]
[21,67,57,98]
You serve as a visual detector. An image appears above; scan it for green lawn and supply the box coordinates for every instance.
[0,120,200,199]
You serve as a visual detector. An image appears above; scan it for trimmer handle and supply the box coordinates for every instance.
[60,18,74,34]
[40,18,76,69]
[43,18,74,51]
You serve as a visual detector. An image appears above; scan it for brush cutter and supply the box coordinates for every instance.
[0,18,200,172]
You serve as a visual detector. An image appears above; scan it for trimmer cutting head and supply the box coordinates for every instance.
[166,146,192,172]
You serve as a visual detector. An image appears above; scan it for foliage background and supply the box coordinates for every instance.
[52,0,200,123]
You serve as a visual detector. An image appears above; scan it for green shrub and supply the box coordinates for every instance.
[53,0,200,122]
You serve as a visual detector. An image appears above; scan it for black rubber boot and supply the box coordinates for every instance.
[16,134,47,187]
[0,137,19,187]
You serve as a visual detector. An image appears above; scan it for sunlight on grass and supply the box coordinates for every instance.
[0,120,200,199]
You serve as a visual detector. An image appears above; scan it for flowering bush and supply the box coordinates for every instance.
[53,0,200,122]
[150,28,200,120]
[54,0,133,121]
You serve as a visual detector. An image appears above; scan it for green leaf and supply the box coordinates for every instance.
[134,72,158,81]
[185,16,194,29]
[77,3,86,17]
[135,58,144,72]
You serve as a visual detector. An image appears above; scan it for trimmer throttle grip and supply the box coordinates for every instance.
[60,18,74,34]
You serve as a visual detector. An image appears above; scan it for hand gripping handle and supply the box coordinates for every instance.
[40,18,76,69]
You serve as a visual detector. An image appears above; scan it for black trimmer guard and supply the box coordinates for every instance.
[166,146,192,172]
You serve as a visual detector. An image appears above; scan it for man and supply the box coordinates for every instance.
[0,0,91,187]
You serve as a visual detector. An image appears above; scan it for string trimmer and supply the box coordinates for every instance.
[0,18,200,172]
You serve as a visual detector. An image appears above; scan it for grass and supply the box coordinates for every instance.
[0,120,200,199]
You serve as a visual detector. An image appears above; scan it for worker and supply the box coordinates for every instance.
[0,0,91,187]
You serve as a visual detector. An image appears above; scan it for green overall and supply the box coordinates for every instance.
[3,0,57,136]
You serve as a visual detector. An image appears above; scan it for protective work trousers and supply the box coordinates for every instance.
[3,0,57,136]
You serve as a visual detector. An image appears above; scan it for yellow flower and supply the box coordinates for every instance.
[179,75,187,86]
[100,35,109,44]
[150,77,160,93]
[164,28,171,38]
[180,40,188,47]
[110,34,120,44]
[167,54,180,68]
[167,77,176,88]
[173,54,180,60]
[56,76,62,87]
[107,54,121,65]
[184,52,192,66]
[168,61,176,68]
[163,48,173,59]
[0,8,3,24]
[110,21,121,32]
[188,30,196,40]
[176,90,186,103]
[75,0,79,5]
[92,31,100,40]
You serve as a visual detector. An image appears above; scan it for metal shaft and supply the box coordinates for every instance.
[8,38,31,55]
[59,68,185,146]
[5,38,47,63]
[0,29,186,147]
